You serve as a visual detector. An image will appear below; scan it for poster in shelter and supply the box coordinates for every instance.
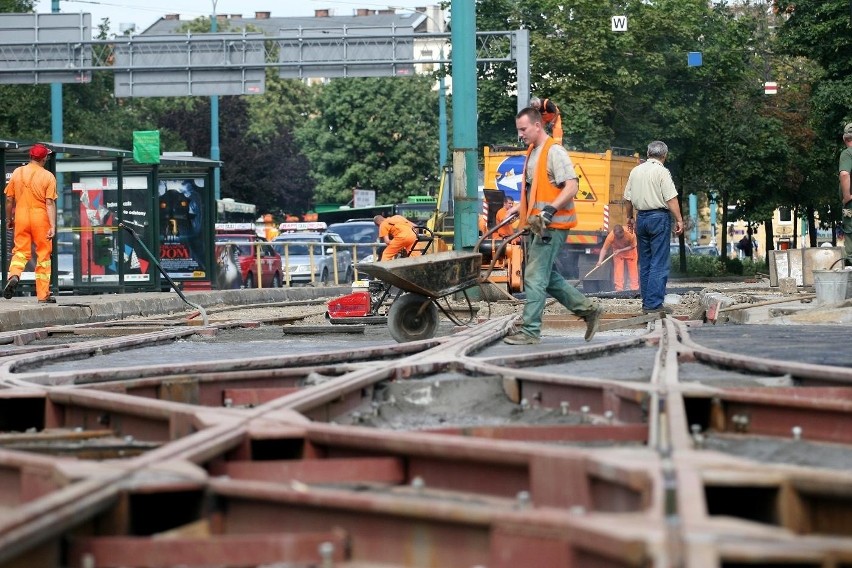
[77,176,151,284]
[158,178,207,280]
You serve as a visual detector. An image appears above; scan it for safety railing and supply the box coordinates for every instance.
[270,240,384,287]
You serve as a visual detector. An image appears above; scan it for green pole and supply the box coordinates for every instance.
[51,0,64,211]
[450,0,479,252]
[210,5,221,201]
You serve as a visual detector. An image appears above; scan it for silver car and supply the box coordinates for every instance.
[272,232,353,285]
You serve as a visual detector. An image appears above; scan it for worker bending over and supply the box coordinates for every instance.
[597,224,638,291]
[374,214,417,261]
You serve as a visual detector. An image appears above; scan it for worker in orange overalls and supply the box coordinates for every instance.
[374,214,417,261]
[4,144,58,303]
[530,96,564,145]
[261,213,279,241]
[495,195,519,240]
[596,224,639,292]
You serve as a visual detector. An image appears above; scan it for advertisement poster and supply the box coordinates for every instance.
[77,176,152,284]
[158,178,207,280]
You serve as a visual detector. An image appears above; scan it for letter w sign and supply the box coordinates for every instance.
[611,16,627,32]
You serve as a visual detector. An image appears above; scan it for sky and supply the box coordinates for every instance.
[33,0,439,34]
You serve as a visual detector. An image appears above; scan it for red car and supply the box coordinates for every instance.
[214,233,282,289]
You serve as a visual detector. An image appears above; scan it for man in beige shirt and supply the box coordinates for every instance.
[624,141,684,314]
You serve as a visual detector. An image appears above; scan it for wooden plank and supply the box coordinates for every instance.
[223,456,406,485]
[598,313,660,332]
[282,325,366,334]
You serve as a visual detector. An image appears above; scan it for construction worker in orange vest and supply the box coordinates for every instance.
[503,107,601,345]
[530,96,564,145]
[3,144,57,303]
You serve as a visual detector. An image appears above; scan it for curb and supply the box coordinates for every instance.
[0,286,348,332]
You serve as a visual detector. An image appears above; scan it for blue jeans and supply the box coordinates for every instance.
[519,228,595,338]
[636,210,672,310]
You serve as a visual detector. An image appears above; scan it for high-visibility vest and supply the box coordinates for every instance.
[518,137,577,231]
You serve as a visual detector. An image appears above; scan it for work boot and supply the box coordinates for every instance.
[503,331,540,345]
[38,295,56,304]
[583,305,603,342]
[3,275,19,300]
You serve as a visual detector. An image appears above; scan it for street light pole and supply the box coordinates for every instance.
[438,46,447,169]
[50,0,64,210]
[210,1,221,202]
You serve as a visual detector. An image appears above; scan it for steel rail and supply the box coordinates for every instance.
[2,303,852,565]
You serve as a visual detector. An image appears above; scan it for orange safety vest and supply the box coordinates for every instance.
[518,137,577,231]
[541,98,563,145]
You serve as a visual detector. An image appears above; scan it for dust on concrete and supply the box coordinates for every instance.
[333,374,625,436]
[702,434,852,472]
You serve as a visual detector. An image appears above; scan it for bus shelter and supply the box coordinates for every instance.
[133,155,220,291]
[68,151,220,293]
[1,140,220,296]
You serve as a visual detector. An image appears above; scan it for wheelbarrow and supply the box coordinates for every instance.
[350,250,484,343]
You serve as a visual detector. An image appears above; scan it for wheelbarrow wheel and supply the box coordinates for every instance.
[387,293,439,343]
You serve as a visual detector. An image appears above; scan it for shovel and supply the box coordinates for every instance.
[562,252,616,287]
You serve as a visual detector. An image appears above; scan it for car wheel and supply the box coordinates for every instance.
[244,272,255,289]
[272,272,281,288]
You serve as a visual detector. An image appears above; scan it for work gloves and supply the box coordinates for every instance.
[527,215,545,236]
[527,205,557,239]
[540,205,557,226]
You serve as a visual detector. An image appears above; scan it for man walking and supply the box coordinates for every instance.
[624,141,684,314]
[4,143,57,303]
[839,124,852,262]
[503,107,602,345]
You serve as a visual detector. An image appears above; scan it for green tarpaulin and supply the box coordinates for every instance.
[133,130,160,164]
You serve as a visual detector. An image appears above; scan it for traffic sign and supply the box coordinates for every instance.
[611,16,628,32]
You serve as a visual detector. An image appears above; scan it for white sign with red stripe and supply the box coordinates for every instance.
[764,81,778,95]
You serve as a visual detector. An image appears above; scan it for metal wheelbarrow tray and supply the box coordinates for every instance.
[355,251,484,342]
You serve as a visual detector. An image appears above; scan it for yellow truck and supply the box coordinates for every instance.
[482,145,640,290]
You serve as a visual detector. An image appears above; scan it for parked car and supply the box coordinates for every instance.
[326,220,385,263]
[692,245,720,256]
[670,242,693,255]
[273,231,353,285]
[214,233,282,289]
[56,231,76,291]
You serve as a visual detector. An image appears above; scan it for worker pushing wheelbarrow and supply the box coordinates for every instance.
[326,213,523,343]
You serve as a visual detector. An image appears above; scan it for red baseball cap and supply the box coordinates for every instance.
[29,144,52,161]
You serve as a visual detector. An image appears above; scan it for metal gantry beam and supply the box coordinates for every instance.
[0,30,523,92]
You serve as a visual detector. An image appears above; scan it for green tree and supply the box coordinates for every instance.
[774,0,852,242]
[295,76,440,206]
[0,1,48,140]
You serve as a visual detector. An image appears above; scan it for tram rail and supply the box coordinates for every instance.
[0,297,850,566]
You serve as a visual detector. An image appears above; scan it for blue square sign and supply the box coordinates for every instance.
[687,52,703,67]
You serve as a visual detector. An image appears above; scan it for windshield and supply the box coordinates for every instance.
[275,237,322,256]
[328,224,377,243]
